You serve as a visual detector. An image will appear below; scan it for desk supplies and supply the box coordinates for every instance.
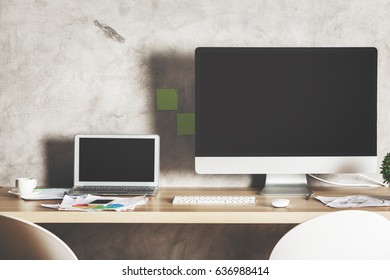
[8,189,41,197]
[316,195,390,208]
[8,188,69,200]
[41,194,148,212]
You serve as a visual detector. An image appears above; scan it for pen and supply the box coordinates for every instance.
[305,191,313,200]
[72,204,89,207]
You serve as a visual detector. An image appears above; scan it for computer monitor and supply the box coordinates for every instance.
[195,47,377,195]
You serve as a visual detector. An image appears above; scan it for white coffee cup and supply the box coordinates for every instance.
[15,178,37,194]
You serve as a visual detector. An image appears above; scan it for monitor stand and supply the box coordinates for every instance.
[258,174,310,196]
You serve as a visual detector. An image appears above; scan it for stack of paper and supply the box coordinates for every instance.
[41,194,148,211]
[20,188,69,200]
[316,195,390,208]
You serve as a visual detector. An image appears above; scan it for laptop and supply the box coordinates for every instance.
[67,134,160,196]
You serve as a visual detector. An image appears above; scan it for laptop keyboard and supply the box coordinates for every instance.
[72,185,156,195]
[78,186,154,191]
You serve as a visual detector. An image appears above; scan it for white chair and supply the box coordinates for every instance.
[0,215,77,260]
[270,210,390,260]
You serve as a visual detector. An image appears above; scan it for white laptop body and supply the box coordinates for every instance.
[67,134,160,196]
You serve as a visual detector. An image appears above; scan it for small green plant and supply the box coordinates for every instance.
[380,152,390,185]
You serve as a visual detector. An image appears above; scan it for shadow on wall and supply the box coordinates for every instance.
[143,51,196,177]
[42,52,196,188]
[45,138,74,187]
[142,50,265,187]
[42,52,265,188]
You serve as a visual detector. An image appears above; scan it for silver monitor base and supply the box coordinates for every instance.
[259,174,310,196]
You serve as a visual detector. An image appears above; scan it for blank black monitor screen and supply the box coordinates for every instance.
[195,47,377,157]
[79,138,155,182]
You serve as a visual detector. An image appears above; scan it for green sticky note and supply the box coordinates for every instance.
[177,113,195,135]
[156,89,178,110]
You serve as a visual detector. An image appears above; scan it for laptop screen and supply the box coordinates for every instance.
[75,135,159,185]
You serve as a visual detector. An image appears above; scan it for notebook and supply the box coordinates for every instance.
[67,134,160,196]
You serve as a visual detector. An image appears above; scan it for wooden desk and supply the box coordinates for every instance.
[1,186,389,259]
[1,186,390,224]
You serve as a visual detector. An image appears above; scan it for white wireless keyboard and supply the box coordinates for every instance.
[172,195,256,205]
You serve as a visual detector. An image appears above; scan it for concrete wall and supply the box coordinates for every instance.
[1,0,390,188]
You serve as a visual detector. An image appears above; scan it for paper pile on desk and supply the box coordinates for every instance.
[316,195,390,208]
[21,188,69,200]
[41,194,148,211]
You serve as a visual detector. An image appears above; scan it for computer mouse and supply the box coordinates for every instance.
[271,199,290,208]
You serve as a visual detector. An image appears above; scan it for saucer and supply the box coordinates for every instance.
[8,189,41,197]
